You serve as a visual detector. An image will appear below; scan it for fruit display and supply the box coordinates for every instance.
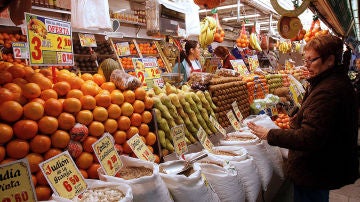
[278,41,292,53]
[98,58,121,82]
[208,77,250,128]
[279,69,310,80]
[265,74,285,94]
[199,16,217,48]
[243,75,269,104]
[304,18,329,43]
[273,113,290,129]
[137,42,158,55]
[249,29,262,51]
[213,13,225,43]
[236,24,250,48]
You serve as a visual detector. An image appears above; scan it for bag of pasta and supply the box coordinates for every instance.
[110,69,142,91]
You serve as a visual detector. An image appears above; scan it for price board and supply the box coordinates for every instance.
[247,55,259,72]
[227,110,241,131]
[127,134,155,162]
[196,127,214,151]
[25,13,73,66]
[92,133,123,176]
[12,42,28,59]
[78,33,97,47]
[231,101,244,122]
[171,125,188,157]
[209,115,226,136]
[115,42,130,56]
[230,59,249,75]
[0,159,37,202]
[132,57,164,89]
[39,151,87,199]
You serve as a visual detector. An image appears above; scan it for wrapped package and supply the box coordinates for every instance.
[110,69,142,91]
[188,72,214,91]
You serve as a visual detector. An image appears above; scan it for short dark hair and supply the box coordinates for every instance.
[214,46,230,58]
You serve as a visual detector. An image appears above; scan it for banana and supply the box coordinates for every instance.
[201,20,209,34]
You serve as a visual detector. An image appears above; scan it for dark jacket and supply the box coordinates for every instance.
[268,65,359,189]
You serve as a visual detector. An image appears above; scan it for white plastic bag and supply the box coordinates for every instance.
[184,2,200,37]
[99,155,172,202]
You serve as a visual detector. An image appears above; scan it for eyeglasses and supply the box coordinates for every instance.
[303,56,321,65]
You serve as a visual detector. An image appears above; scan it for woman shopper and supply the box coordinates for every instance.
[248,34,359,202]
[213,46,236,69]
[172,40,202,83]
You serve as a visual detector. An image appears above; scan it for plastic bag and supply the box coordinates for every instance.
[110,69,142,91]
[215,68,240,77]
[188,72,214,91]
[184,2,200,37]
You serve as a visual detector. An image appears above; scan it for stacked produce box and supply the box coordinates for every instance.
[265,74,284,94]
[243,75,269,104]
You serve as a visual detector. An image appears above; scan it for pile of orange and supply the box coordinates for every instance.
[138,43,158,55]
[0,62,157,201]
[120,57,135,70]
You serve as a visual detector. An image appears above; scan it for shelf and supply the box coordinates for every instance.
[31,6,71,15]
[112,18,146,27]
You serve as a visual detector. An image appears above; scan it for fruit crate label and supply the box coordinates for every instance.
[39,151,87,199]
[115,42,130,56]
[12,42,29,59]
[171,124,188,157]
[227,110,241,131]
[0,159,37,202]
[231,101,244,122]
[132,58,163,89]
[25,13,73,66]
[230,59,249,75]
[196,127,214,151]
[209,115,226,136]
[247,55,259,73]
[127,134,155,162]
[78,33,97,47]
[92,133,123,176]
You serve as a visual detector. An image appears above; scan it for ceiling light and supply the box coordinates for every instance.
[244,21,278,26]
[199,3,243,13]
[222,14,260,22]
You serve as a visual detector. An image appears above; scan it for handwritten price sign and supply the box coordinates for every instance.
[127,134,155,162]
[92,133,123,176]
[209,115,226,136]
[196,127,214,151]
[227,110,241,131]
[78,33,97,47]
[12,42,28,59]
[39,151,87,199]
[231,101,244,122]
[171,125,188,157]
[0,159,37,202]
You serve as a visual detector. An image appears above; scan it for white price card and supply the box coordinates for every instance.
[227,110,241,131]
[127,134,155,162]
[171,124,188,157]
[196,127,214,151]
[12,42,28,59]
[231,101,243,122]
[209,115,226,136]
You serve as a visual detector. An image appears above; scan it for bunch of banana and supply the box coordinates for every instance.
[249,33,262,51]
[278,42,291,53]
[294,42,301,52]
[199,16,217,48]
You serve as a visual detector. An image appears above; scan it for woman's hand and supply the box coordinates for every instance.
[247,122,270,140]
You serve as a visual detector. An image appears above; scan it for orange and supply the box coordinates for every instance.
[23,101,44,120]
[89,121,105,137]
[23,66,35,78]
[22,82,41,99]
[0,146,5,162]
[51,130,70,149]
[66,89,84,99]
[63,98,82,113]
[58,112,75,130]
[126,126,139,139]
[75,152,93,169]
[110,90,124,105]
[26,153,44,173]
[79,169,88,179]
[56,70,71,83]
[144,96,154,109]
[3,83,22,100]
[147,145,154,153]
[82,136,98,153]
[31,174,37,186]
[141,111,152,124]
[27,73,53,90]
[100,82,116,92]
[76,110,93,125]
[133,100,145,113]
[107,104,121,119]
[44,98,63,117]
[13,120,38,140]
[12,77,28,88]
[0,100,23,122]
[7,65,25,79]
[117,116,131,131]
[69,76,84,89]
[93,106,108,122]
[30,135,51,154]
[123,90,135,103]
[44,148,62,160]
[81,73,93,81]
[0,88,14,104]
[153,154,160,164]
[36,171,48,186]
[0,123,13,144]
[104,119,118,133]
[121,102,134,117]
[130,113,142,127]
[113,131,127,144]
[0,70,13,85]
[134,87,146,101]
[92,73,106,86]
[95,90,111,107]
[80,95,96,110]
[6,139,29,159]
[35,186,51,201]
[162,149,169,157]
[0,158,16,165]
[53,81,71,96]
[81,82,99,97]
[140,135,146,144]
[122,142,132,154]
[38,116,58,135]
[40,89,58,101]
[146,132,156,145]
[139,123,149,136]
[87,163,101,179]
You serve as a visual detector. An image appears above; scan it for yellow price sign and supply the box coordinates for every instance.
[196,127,214,151]
[145,67,161,79]
[39,151,87,199]
[78,33,97,47]
[227,110,241,131]
[0,159,37,202]
[171,125,188,156]
[92,133,123,176]
[209,115,226,136]
[127,134,155,162]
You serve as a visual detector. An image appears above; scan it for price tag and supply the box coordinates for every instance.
[78,33,97,47]
[25,13,73,66]
[153,78,165,88]
[39,151,87,199]
[115,42,130,56]
[0,159,37,202]
[229,59,249,75]
[196,127,214,151]
[92,133,123,176]
[209,115,226,136]
[271,106,278,116]
[231,101,243,122]
[12,42,28,59]
[132,57,162,89]
[227,110,241,131]
[145,66,161,79]
[171,125,188,157]
[127,134,155,162]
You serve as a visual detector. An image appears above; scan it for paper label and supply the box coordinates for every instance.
[247,55,259,72]
[209,115,226,136]
[12,42,29,59]
[132,58,163,89]
[227,110,241,131]
[39,151,87,199]
[92,133,123,176]
[0,159,37,202]
[231,101,243,122]
[78,33,97,47]
[196,127,214,151]
[230,59,249,75]
[115,42,130,56]
[171,125,188,157]
[127,134,155,162]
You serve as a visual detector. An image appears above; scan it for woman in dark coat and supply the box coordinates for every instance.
[248,34,359,202]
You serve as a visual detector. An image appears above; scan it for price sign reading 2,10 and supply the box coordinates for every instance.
[57,36,72,49]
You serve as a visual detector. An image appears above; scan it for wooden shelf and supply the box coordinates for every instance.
[31,6,71,15]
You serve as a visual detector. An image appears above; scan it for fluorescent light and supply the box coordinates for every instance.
[222,14,260,21]
[199,3,243,13]
[244,21,278,26]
